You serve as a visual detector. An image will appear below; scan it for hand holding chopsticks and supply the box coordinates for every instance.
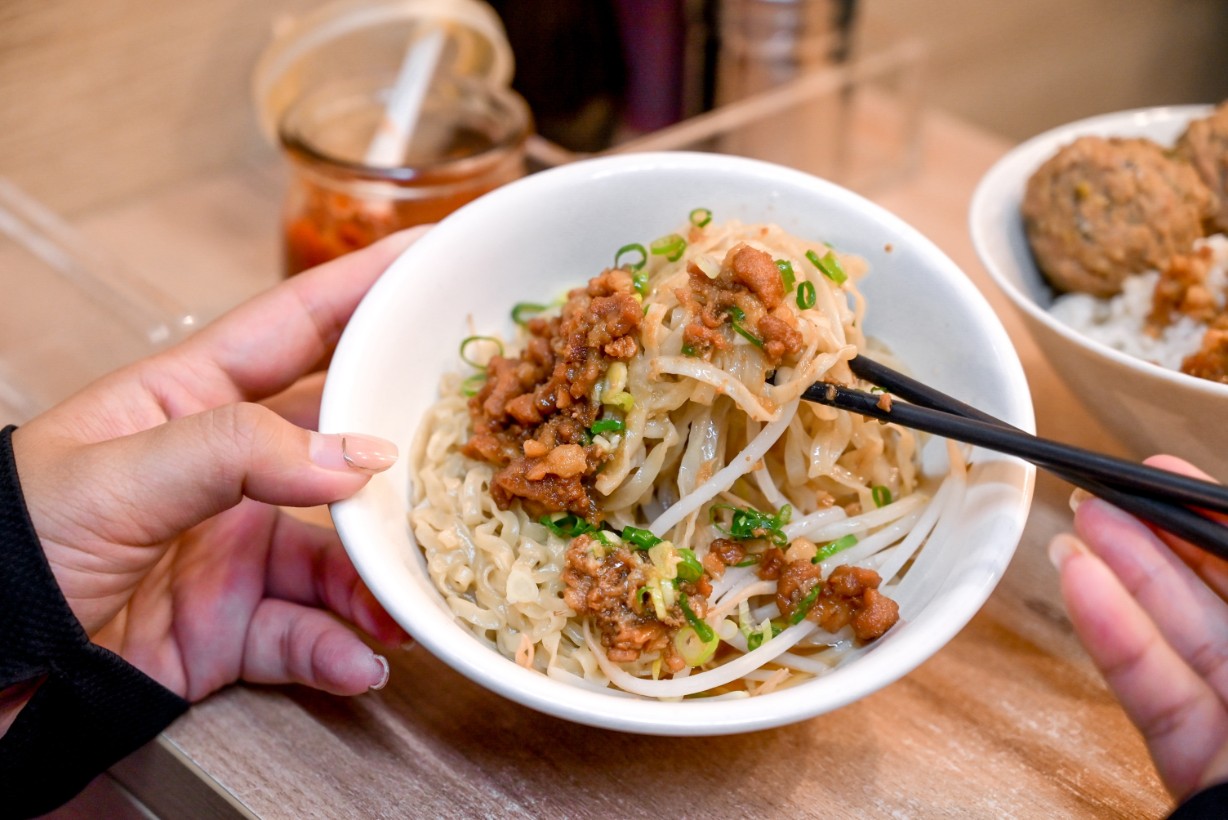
[803,356,1228,559]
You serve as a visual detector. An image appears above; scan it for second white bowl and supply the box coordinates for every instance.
[970,105,1228,480]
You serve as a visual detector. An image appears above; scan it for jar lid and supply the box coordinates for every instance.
[252,0,515,143]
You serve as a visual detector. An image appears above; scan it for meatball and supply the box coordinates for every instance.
[1176,101,1228,233]
[1021,135,1217,296]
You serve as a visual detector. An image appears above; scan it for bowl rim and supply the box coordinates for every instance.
[969,103,1228,400]
[324,150,1036,735]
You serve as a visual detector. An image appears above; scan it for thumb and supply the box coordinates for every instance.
[51,402,397,544]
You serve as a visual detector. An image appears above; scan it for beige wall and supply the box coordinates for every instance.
[0,0,318,216]
[864,0,1228,141]
[3,0,1227,217]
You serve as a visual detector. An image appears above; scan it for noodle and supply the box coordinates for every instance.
[409,217,967,699]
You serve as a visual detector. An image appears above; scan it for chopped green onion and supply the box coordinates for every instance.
[605,363,628,394]
[796,280,817,310]
[632,269,650,297]
[622,525,662,550]
[872,485,893,508]
[512,302,549,325]
[812,533,859,563]
[806,249,848,285]
[603,390,635,412]
[648,542,677,582]
[648,581,669,619]
[746,621,781,651]
[460,372,487,396]
[678,594,715,642]
[731,323,764,347]
[775,259,796,292]
[649,233,687,262]
[790,584,822,624]
[734,555,761,568]
[660,576,678,609]
[711,503,791,545]
[680,343,697,357]
[458,335,503,369]
[675,548,703,583]
[737,599,753,632]
[689,207,713,228]
[615,243,648,272]
[590,418,625,435]
[540,513,597,539]
[674,625,718,666]
[724,305,764,348]
[593,530,613,547]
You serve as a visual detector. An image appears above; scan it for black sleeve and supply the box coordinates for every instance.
[0,425,189,818]
[1169,780,1228,819]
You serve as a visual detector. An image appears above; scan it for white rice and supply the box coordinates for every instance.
[1049,234,1228,371]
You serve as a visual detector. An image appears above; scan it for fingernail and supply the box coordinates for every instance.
[1068,487,1092,512]
[1047,533,1086,570]
[369,654,390,691]
[311,432,398,473]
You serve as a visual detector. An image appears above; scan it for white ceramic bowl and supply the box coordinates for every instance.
[970,105,1228,480]
[321,151,1035,735]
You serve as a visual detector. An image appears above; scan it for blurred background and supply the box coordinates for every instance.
[870,0,1228,141]
[3,0,1228,218]
[2,0,1228,425]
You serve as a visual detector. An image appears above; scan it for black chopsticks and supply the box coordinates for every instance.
[801,356,1228,559]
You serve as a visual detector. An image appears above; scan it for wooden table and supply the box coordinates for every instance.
[63,108,1172,819]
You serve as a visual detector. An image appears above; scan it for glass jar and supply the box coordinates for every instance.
[278,74,531,276]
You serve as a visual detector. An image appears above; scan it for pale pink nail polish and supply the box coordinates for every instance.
[310,432,398,473]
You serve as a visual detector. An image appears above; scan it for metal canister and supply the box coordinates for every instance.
[715,0,857,175]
